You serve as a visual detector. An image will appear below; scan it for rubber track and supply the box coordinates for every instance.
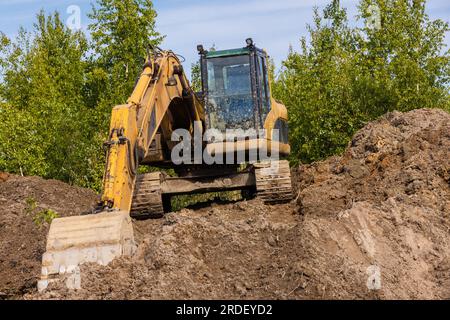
[130,172,164,218]
[255,160,293,204]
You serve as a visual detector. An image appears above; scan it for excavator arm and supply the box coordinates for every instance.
[100,50,204,212]
[38,50,204,291]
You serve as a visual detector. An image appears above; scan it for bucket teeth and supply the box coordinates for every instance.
[38,211,136,292]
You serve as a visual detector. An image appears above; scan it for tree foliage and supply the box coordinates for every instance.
[190,61,202,93]
[0,1,162,190]
[0,12,95,185]
[273,0,450,164]
[88,0,163,117]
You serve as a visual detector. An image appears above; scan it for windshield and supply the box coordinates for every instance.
[206,55,254,131]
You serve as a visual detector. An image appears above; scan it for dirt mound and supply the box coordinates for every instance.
[34,200,383,300]
[293,108,450,299]
[295,108,450,216]
[29,108,450,300]
[36,201,307,299]
[1,108,448,300]
[0,175,98,299]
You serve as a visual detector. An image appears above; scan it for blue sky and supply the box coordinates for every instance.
[0,0,449,78]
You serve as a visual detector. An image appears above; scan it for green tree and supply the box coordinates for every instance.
[356,0,450,113]
[0,12,97,186]
[190,60,202,92]
[274,2,361,163]
[83,0,165,189]
[88,0,163,122]
[1,1,164,190]
[274,0,450,164]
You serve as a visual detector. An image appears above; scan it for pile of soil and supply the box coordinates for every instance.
[36,200,305,299]
[292,108,450,299]
[0,175,98,299]
[1,108,449,300]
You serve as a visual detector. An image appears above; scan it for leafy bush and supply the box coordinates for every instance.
[24,197,37,215]
[33,209,59,228]
[23,196,59,227]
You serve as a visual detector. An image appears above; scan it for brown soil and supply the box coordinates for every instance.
[0,175,98,299]
[292,108,450,299]
[1,108,449,300]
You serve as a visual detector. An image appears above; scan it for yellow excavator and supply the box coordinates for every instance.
[38,39,293,291]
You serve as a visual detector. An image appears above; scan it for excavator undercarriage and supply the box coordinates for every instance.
[130,160,293,219]
[39,40,293,291]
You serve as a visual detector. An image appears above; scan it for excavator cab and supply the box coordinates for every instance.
[197,38,271,132]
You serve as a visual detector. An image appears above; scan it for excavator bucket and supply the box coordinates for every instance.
[38,211,135,292]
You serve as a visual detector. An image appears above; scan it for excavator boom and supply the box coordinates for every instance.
[101,50,204,212]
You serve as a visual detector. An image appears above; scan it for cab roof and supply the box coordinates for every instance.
[205,47,250,58]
